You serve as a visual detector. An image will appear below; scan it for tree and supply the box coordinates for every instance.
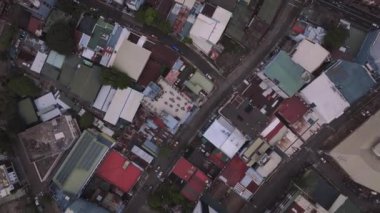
[46,21,75,55]
[100,68,133,89]
[79,112,94,130]
[144,7,158,26]
[323,26,349,51]
[0,130,11,152]
[7,76,40,97]
[183,37,193,45]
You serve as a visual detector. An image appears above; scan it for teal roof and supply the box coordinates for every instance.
[52,130,114,197]
[263,51,307,96]
[325,60,375,104]
[65,199,109,213]
[18,98,38,125]
[355,30,380,73]
[87,18,114,50]
[335,199,361,213]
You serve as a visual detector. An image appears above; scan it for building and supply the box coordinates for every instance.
[300,73,350,124]
[258,51,311,98]
[64,199,108,213]
[330,110,380,193]
[189,6,232,54]
[277,96,309,125]
[325,60,376,104]
[126,0,145,10]
[111,38,151,81]
[97,87,144,125]
[18,115,80,181]
[0,163,19,198]
[170,157,210,202]
[52,130,115,198]
[291,39,329,73]
[203,117,247,158]
[34,92,72,122]
[96,150,142,193]
[17,0,57,20]
[356,30,380,74]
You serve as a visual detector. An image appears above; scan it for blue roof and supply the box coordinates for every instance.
[30,0,57,20]
[325,60,375,104]
[355,30,380,73]
[107,25,123,48]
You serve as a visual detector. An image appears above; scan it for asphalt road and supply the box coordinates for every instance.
[123,0,305,212]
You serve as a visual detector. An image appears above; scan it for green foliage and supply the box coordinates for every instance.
[56,0,88,22]
[148,183,192,212]
[100,67,133,89]
[7,76,40,97]
[46,21,75,55]
[323,26,349,50]
[183,37,193,45]
[136,7,172,34]
[79,112,94,129]
[158,145,171,158]
[0,25,16,52]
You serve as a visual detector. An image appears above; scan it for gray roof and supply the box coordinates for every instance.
[52,130,114,197]
[355,30,380,73]
[65,199,109,213]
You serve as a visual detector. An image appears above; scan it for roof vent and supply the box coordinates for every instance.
[301,72,311,83]
[123,160,130,169]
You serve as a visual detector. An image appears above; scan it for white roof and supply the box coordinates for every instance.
[107,28,130,67]
[300,74,349,123]
[174,0,196,9]
[256,151,282,178]
[111,39,151,81]
[292,39,329,73]
[30,51,47,73]
[103,88,143,125]
[104,89,130,125]
[93,85,116,112]
[81,48,95,60]
[113,0,124,4]
[78,33,91,48]
[40,108,61,122]
[203,117,235,148]
[137,36,147,47]
[189,8,231,54]
[34,92,56,111]
[330,110,380,193]
[119,88,144,122]
[131,145,154,164]
[220,129,247,158]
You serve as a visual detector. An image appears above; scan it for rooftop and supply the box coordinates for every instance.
[263,51,309,97]
[330,110,380,193]
[65,199,108,213]
[112,39,151,81]
[300,73,350,124]
[277,96,309,124]
[18,115,80,162]
[291,39,329,73]
[356,29,380,73]
[96,150,142,193]
[219,97,269,139]
[87,18,114,50]
[219,156,247,187]
[184,70,214,95]
[325,60,376,104]
[18,98,38,125]
[181,170,210,202]
[171,157,197,182]
[256,0,282,24]
[52,130,115,197]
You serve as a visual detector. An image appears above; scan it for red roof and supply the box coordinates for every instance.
[27,17,43,34]
[219,156,247,187]
[208,151,226,169]
[138,60,162,86]
[277,96,309,124]
[171,157,196,181]
[97,151,142,193]
[264,121,285,142]
[181,170,209,201]
[246,181,259,193]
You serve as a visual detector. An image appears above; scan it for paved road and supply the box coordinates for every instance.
[123,0,305,212]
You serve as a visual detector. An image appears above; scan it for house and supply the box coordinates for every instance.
[170,157,210,202]
[34,92,72,122]
[356,29,380,74]
[96,150,143,193]
[203,117,247,158]
[18,115,80,181]
[330,110,380,193]
[189,6,232,55]
[17,0,57,20]
[258,51,311,98]
[291,39,330,73]
[96,87,144,125]
[126,0,145,11]
[0,163,19,198]
[64,199,108,213]
[300,73,350,124]
[52,130,115,198]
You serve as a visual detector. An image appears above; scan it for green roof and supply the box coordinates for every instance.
[335,199,361,213]
[66,199,109,213]
[87,18,114,50]
[263,51,307,96]
[184,70,214,95]
[18,98,38,125]
[52,130,114,197]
